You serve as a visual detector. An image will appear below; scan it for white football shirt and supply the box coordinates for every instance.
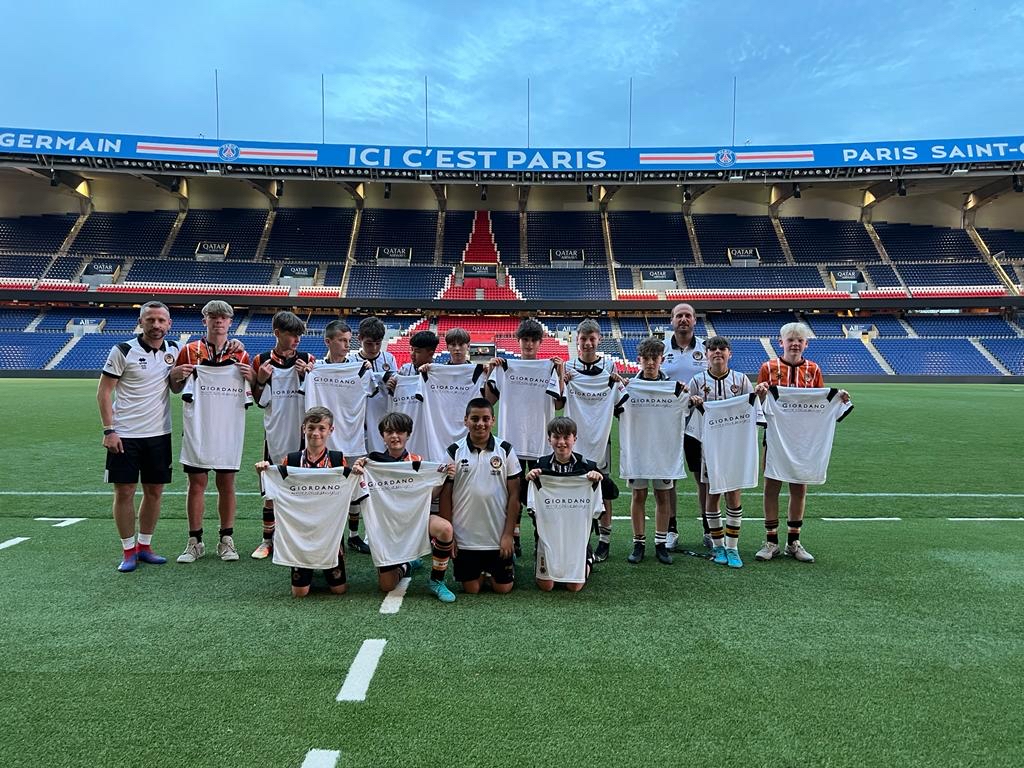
[446,436,522,550]
[661,334,707,384]
[762,387,853,485]
[356,460,448,567]
[563,375,626,470]
[263,465,361,569]
[258,365,305,463]
[386,373,429,458]
[418,364,487,461]
[617,378,690,480]
[690,393,760,494]
[102,335,179,438]
[302,361,377,456]
[527,473,603,584]
[180,363,252,470]
[488,358,561,460]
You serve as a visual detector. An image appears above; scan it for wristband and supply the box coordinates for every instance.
[103,428,116,436]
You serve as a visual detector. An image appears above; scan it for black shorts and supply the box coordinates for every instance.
[684,434,702,475]
[105,434,172,485]
[518,459,540,505]
[453,549,515,584]
[182,464,239,474]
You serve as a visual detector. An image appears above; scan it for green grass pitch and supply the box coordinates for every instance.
[1,380,1022,768]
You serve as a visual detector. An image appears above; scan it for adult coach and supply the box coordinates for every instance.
[97,301,188,573]
[659,302,708,550]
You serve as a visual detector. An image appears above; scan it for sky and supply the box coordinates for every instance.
[2,0,1022,150]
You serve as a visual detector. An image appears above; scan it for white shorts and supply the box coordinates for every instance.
[628,478,675,491]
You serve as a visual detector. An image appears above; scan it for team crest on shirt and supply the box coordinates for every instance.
[804,371,813,383]
[693,351,704,361]
[730,384,741,394]
[702,384,711,395]
[164,353,175,365]
[489,456,503,475]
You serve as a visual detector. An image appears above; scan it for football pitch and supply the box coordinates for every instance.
[1,379,1022,768]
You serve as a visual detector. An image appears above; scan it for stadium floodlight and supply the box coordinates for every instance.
[384,183,391,199]
[897,179,907,196]
[1014,175,1023,193]
[792,182,801,199]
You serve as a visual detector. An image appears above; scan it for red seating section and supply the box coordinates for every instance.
[464,211,499,264]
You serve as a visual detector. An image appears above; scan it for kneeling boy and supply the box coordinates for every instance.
[525,417,604,593]
[439,398,522,594]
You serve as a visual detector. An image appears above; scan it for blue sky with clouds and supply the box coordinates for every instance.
[2,0,1021,149]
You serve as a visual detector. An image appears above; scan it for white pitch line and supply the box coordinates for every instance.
[0,537,30,550]
[336,639,387,702]
[35,517,87,527]
[379,577,411,615]
[947,517,1024,522]
[301,749,340,768]
[823,517,902,522]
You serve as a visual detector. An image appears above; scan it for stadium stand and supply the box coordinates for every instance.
[904,314,1018,337]
[681,266,825,290]
[864,264,903,287]
[781,217,878,263]
[0,254,51,279]
[977,226,1024,261]
[895,261,1004,288]
[873,222,980,262]
[170,208,267,261]
[0,213,76,254]
[707,312,798,337]
[801,339,886,375]
[616,317,649,335]
[355,209,437,264]
[0,308,41,330]
[264,207,354,262]
[345,265,451,299]
[980,338,1024,374]
[70,210,177,258]
[442,210,476,264]
[44,256,88,281]
[36,307,141,332]
[0,332,70,369]
[123,259,275,284]
[525,212,604,266]
[614,268,635,290]
[507,267,612,300]
[490,211,520,265]
[608,211,694,265]
[872,338,1001,375]
[55,334,131,370]
[691,214,786,264]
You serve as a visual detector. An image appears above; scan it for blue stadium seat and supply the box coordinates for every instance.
[441,210,474,264]
[170,208,268,261]
[526,212,605,266]
[70,210,176,258]
[507,268,611,300]
[355,209,437,264]
[894,261,1001,287]
[873,338,1000,375]
[708,312,797,338]
[905,314,1017,337]
[873,222,981,262]
[346,265,451,300]
[608,211,694,265]
[490,211,520,265]
[801,339,885,375]
[781,217,878,263]
[980,338,1024,374]
[691,214,786,263]
[0,213,76,254]
[264,207,355,262]
[0,332,69,369]
[681,266,825,289]
[0,308,42,330]
[125,259,274,284]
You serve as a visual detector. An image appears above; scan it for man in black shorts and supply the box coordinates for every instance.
[97,302,188,573]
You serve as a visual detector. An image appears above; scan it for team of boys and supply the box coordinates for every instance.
[98,300,851,601]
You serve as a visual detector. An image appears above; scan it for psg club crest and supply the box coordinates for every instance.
[715,148,736,167]
[218,143,240,161]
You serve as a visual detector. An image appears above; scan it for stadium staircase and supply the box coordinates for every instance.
[770,216,796,264]
[970,339,1011,375]
[255,209,276,261]
[862,338,895,374]
[45,336,82,370]
[684,214,703,265]
[59,210,89,255]
[435,212,523,301]
[863,220,891,263]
